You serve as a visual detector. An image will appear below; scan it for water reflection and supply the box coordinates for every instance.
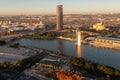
[76,45,82,57]
[57,39,63,51]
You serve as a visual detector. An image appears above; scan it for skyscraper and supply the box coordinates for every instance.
[56,5,63,31]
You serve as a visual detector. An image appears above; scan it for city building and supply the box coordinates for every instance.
[91,37,120,50]
[92,22,106,31]
[0,20,11,25]
[56,5,63,31]
[38,21,45,28]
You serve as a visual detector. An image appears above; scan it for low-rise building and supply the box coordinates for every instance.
[92,37,120,49]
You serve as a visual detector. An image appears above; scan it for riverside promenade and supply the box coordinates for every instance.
[56,36,75,41]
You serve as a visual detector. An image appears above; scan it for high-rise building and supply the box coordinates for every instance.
[56,5,63,31]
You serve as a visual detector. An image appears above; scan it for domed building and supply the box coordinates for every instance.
[92,22,106,31]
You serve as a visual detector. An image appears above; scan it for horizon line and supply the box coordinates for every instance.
[0,13,120,16]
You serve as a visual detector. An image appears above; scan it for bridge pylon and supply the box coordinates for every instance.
[76,31,82,45]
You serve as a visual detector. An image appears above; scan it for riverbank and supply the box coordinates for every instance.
[56,36,75,41]
[70,57,120,80]
[22,36,55,40]
[23,36,75,41]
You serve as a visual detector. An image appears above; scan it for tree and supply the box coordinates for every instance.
[0,40,6,45]
[10,43,19,48]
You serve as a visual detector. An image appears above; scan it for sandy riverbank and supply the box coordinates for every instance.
[56,36,75,41]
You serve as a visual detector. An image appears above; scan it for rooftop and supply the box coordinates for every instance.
[98,37,120,41]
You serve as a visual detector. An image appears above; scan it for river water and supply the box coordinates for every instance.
[18,38,120,70]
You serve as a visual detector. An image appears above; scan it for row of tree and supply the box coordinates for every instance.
[70,58,120,79]
[30,32,57,39]
[0,57,33,70]
[0,40,6,45]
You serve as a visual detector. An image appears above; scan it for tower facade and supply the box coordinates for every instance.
[56,5,63,31]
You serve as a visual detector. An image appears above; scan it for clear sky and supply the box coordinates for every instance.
[0,0,120,15]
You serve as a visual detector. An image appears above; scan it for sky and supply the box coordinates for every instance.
[0,0,120,15]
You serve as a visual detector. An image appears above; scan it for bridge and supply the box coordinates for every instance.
[80,31,99,36]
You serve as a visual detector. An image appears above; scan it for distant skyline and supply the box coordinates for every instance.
[0,0,120,15]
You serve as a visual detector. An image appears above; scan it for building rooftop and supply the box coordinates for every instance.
[98,37,120,41]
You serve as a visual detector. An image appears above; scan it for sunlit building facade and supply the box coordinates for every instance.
[56,5,63,31]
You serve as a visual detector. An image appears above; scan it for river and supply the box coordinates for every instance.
[18,38,120,70]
